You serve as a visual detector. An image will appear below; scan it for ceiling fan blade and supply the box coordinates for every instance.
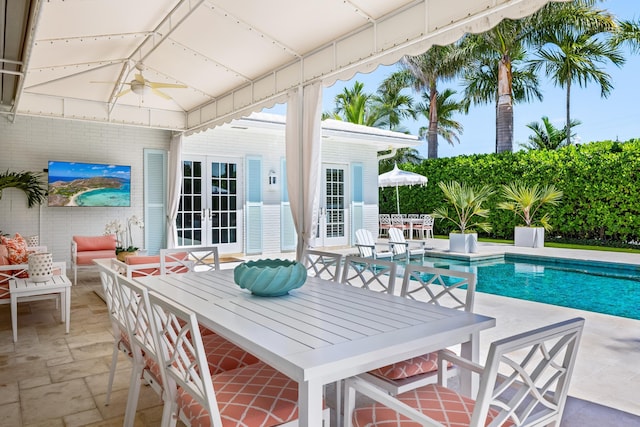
[134,73,145,84]
[152,88,172,100]
[116,88,132,98]
[148,82,188,89]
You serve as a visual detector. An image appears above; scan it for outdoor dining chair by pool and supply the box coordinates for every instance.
[302,248,344,282]
[413,214,435,240]
[355,229,393,259]
[388,227,426,262]
[378,214,392,237]
[344,317,585,427]
[160,246,219,274]
[146,290,330,427]
[340,255,397,296]
[358,264,477,396]
[116,274,261,427]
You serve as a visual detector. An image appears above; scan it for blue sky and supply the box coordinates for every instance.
[266,0,638,158]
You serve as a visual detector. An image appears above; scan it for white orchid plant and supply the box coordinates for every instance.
[104,215,144,254]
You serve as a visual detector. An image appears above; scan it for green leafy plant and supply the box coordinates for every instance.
[0,170,47,208]
[432,181,494,233]
[498,181,563,231]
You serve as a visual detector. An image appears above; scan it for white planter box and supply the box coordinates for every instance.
[514,226,545,248]
[449,232,477,253]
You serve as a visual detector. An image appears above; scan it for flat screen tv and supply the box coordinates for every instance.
[47,161,131,207]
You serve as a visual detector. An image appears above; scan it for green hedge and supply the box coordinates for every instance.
[379,139,640,243]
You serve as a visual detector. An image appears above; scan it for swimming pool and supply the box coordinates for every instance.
[401,255,640,320]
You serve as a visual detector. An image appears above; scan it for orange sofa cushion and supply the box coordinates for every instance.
[73,235,117,252]
[76,250,116,265]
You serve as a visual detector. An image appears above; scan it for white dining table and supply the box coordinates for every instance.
[134,269,495,427]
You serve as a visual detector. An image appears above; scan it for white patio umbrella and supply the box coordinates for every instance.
[378,163,428,214]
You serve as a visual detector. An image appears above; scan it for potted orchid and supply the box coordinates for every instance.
[105,215,144,261]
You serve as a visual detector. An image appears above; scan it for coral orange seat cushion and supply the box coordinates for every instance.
[125,255,162,277]
[73,235,117,251]
[1,234,29,279]
[76,250,117,265]
[352,384,512,427]
[177,362,301,427]
[369,350,454,380]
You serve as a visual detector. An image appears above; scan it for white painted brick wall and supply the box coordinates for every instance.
[0,115,171,264]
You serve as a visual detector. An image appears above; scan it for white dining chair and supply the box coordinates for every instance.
[340,255,397,296]
[378,214,392,237]
[357,264,476,395]
[414,214,435,240]
[95,262,133,407]
[302,248,344,282]
[159,246,219,274]
[344,317,585,427]
[146,290,330,427]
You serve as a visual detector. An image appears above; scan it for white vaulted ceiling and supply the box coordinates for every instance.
[1,0,565,133]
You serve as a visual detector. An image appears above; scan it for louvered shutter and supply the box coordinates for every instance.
[245,157,263,254]
[144,149,167,255]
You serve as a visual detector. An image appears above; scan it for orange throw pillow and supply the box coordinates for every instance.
[1,233,29,265]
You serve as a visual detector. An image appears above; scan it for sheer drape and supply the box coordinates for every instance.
[166,133,183,248]
[285,83,322,260]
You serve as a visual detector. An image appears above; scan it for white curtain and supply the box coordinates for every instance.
[285,83,322,260]
[166,133,183,248]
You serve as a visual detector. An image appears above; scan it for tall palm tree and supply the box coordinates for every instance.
[521,116,581,150]
[401,44,468,158]
[461,42,543,153]
[415,88,464,147]
[460,18,545,154]
[531,0,624,146]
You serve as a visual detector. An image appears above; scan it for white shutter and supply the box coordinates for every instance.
[144,149,167,255]
[245,157,262,254]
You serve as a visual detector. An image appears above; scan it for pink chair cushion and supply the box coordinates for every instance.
[177,362,301,427]
[125,255,162,277]
[0,245,10,266]
[76,250,117,265]
[147,333,260,387]
[369,350,454,380]
[73,235,117,251]
[352,384,512,427]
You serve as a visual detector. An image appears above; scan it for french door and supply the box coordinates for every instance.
[176,156,242,253]
[318,164,348,247]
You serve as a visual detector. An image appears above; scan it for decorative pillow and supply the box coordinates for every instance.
[0,234,29,278]
[1,233,29,265]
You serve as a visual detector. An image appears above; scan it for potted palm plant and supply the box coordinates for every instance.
[498,181,562,248]
[432,181,494,253]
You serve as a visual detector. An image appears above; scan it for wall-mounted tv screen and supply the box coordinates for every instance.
[47,161,131,207]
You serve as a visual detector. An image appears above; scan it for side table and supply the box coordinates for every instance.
[9,275,72,342]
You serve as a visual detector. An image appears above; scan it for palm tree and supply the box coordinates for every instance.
[521,116,581,150]
[325,81,384,127]
[460,20,544,153]
[415,88,464,147]
[370,72,415,132]
[531,1,624,146]
[401,44,468,158]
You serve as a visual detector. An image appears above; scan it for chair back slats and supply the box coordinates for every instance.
[340,255,396,294]
[402,264,476,312]
[472,318,585,427]
[302,249,343,282]
[146,291,222,424]
[160,246,219,274]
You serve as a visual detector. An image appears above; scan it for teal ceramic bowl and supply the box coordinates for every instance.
[233,259,307,296]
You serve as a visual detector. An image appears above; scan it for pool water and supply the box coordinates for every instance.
[402,255,640,320]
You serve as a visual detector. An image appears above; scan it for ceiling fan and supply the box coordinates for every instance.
[93,63,187,100]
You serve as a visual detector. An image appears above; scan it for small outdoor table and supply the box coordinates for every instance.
[10,274,72,342]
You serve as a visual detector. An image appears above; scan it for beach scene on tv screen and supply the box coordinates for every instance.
[48,161,131,207]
